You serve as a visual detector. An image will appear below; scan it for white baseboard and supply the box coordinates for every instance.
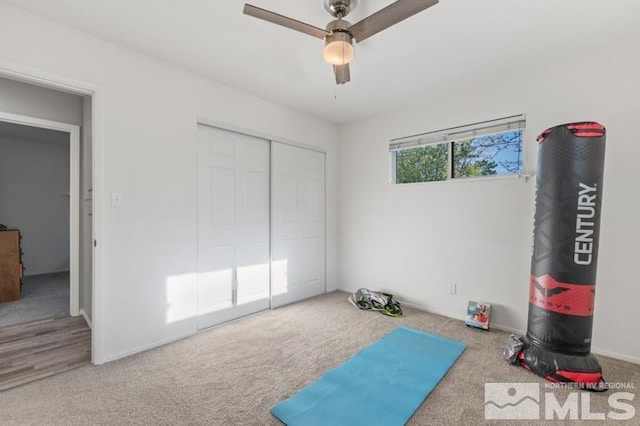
[99,333,196,364]
[392,297,640,365]
[24,269,70,277]
[591,347,640,365]
[490,323,526,335]
[396,299,464,323]
[78,308,92,329]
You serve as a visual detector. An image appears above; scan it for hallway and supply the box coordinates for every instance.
[0,315,91,391]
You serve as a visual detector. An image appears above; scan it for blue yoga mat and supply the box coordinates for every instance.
[272,326,466,426]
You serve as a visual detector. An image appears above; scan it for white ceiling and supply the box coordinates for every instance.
[4,0,640,124]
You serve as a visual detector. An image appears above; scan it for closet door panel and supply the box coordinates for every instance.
[271,142,325,308]
[197,125,270,329]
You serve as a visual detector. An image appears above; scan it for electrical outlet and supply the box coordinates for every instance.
[448,283,457,295]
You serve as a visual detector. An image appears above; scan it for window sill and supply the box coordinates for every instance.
[388,173,533,186]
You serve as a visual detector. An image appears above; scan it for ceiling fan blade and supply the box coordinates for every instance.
[333,64,350,85]
[243,4,329,39]
[348,0,438,43]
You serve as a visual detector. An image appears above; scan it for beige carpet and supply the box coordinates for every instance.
[0,291,637,425]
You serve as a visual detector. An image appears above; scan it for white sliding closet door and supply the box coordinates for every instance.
[197,125,270,330]
[271,142,325,308]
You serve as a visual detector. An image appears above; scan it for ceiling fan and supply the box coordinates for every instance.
[243,0,439,85]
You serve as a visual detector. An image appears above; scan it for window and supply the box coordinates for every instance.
[390,115,525,184]
[395,142,448,183]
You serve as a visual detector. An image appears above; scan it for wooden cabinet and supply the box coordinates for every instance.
[0,229,23,303]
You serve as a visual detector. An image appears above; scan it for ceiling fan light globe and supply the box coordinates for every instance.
[323,35,354,65]
[324,40,354,65]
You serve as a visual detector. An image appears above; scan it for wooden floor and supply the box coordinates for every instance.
[0,316,91,391]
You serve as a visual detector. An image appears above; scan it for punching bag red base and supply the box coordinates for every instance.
[517,338,603,388]
[505,122,606,390]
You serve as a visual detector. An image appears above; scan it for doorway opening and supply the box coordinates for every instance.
[0,112,82,326]
[0,87,95,389]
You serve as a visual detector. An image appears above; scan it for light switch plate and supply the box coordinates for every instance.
[111,192,124,208]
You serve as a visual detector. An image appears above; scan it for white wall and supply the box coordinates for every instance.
[0,136,70,275]
[0,3,338,363]
[0,77,83,125]
[337,40,640,362]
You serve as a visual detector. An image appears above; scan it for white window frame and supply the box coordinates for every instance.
[389,114,526,184]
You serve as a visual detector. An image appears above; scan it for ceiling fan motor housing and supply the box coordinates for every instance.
[328,0,352,18]
[325,18,351,34]
[325,19,353,49]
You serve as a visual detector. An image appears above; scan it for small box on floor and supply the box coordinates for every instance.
[465,301,491,330]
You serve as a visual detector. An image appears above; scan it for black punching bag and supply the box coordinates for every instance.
[507,122,606,388]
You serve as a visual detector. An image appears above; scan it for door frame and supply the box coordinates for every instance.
[0,60,104,364]
[0,110,81,316]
